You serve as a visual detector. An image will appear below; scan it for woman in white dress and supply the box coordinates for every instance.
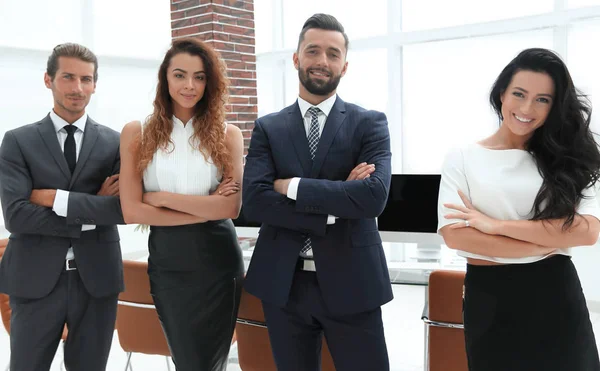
[438,48,600,370]
[119,38,244,371]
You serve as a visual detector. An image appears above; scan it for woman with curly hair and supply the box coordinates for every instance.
[438,48,600,371]
[120,38,244,370]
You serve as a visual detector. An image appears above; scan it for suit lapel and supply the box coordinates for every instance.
[310,97,346,178]
[286,102,312,177]
[70,117,99,187]
[37,115,71,180]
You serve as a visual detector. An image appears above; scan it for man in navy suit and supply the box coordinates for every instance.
[243,13,392,371]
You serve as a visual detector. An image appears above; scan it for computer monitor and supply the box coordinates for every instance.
[377,174,443,244]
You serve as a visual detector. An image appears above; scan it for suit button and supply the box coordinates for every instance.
[90,219,95,223]
[75,218,81,223]
[53,230,58,236]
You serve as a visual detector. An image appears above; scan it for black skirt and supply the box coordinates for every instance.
[147,219,244,371]
[463,255,600,371]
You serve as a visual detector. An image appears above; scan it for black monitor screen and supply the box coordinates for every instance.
[377,174,441,233]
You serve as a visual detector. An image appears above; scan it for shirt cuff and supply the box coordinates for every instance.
[326,215,337,225]
[52,189,69,217]
[82,225,96,231]
[286,177,301,200]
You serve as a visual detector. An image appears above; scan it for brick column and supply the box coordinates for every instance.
[170,0,257,150]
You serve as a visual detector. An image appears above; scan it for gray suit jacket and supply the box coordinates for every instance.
[0,114,125,299]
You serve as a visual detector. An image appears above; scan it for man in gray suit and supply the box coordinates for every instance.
[0,43,124,371]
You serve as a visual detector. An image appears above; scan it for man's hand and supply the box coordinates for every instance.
[29,189,57,208]
[98,174,120,196]
[347,162,375,181]
[274,178,292,195]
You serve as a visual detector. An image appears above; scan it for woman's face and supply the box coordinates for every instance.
[500,70,555,140]
[166,52,207,117]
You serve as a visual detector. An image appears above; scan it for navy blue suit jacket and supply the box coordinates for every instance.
[242,97,393,315]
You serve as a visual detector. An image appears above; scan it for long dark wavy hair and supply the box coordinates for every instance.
[136,38,231,175]
[490,48,600,229]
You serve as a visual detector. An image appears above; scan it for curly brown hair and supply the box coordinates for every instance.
[136,38,231,175]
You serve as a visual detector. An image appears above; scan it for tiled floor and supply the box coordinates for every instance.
[0,284,598,371]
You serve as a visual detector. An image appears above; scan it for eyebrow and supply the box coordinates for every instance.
[305,44,342,54]
[514,87,553,98]
[61,72,93,79]
[172,68,205,74]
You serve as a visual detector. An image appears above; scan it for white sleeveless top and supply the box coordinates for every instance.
[142,116,223,195]
[437,143,600,264]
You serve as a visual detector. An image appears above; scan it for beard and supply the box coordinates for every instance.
[298,66,342,96]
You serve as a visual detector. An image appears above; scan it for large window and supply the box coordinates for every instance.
[0,0,170,253]
[254,1,600,303]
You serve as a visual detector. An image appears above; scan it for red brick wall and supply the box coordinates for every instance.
[170,0,257,150]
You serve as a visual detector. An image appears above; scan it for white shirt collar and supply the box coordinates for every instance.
[297,94,337,118]
[50,110,87,133]
[173,115,194,129]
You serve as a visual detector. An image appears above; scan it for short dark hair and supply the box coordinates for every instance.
[297,13,349,54]
[47,43,99,82]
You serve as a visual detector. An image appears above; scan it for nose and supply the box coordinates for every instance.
[72,80,83,93]
[521,99,533,114]
[184,77,194,89]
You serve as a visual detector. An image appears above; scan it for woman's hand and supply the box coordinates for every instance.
[211,177,240,197]
[444,190,502,235]
[143,191,166,208]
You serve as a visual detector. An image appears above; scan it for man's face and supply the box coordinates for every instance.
[44,56,96,123]
[293,28,348,99]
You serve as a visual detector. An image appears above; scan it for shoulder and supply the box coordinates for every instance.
[344,102,387,120]
[90,119,120,139]
[225,123,243,148]
[8,121,42,137]
[256,104,294,127]
[120,120,142,143]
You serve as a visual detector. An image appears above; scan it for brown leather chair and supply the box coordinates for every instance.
[116,260,172,370]
[236,288,336,371]
[421,269,468,371]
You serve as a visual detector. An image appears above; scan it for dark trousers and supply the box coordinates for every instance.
[262,270,389,371]
[9,269,118,371]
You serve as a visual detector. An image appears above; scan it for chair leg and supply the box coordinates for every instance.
[165,356,172,371]
[124,352,132,371]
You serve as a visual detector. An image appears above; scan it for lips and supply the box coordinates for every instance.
[513,113,533,123]
[309,69,330,78]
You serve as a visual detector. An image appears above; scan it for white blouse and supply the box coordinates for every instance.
[143,116,223,195]
[437,143,600,264]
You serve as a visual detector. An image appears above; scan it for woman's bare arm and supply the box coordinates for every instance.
[440,225,557,258]
[119,121,207,225]
[143,124,244,220]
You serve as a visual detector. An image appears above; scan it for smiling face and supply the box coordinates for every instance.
[499,70,555,143]
[293,28,348,104]
[166,52,207,121]
[44,56,96,123]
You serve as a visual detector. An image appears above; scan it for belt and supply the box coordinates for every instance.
[296,258,316,272]
[65,259,77,271]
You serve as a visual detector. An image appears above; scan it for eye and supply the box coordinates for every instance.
[196,75,205,80]
[82,77,93,82]
[307,50,317,55]
[174,73,184,78]
[512,91,524,98]
[537,97,550,104]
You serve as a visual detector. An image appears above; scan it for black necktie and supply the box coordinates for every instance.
[63,125,77,174]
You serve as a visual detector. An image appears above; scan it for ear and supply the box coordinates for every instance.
[44,73,52,89]
[293,52,299,70]
[92,81,96,95]
[340,61,348,78]
[500,90,506,104]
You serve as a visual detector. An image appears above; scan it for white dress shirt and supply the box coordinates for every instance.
[142,116,223,195]
[286,94,338,225]
[49,110,96,260]
[437,143,600,263]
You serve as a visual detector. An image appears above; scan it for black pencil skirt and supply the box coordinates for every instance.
[463,255,600,371]
[147,219,244,371]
